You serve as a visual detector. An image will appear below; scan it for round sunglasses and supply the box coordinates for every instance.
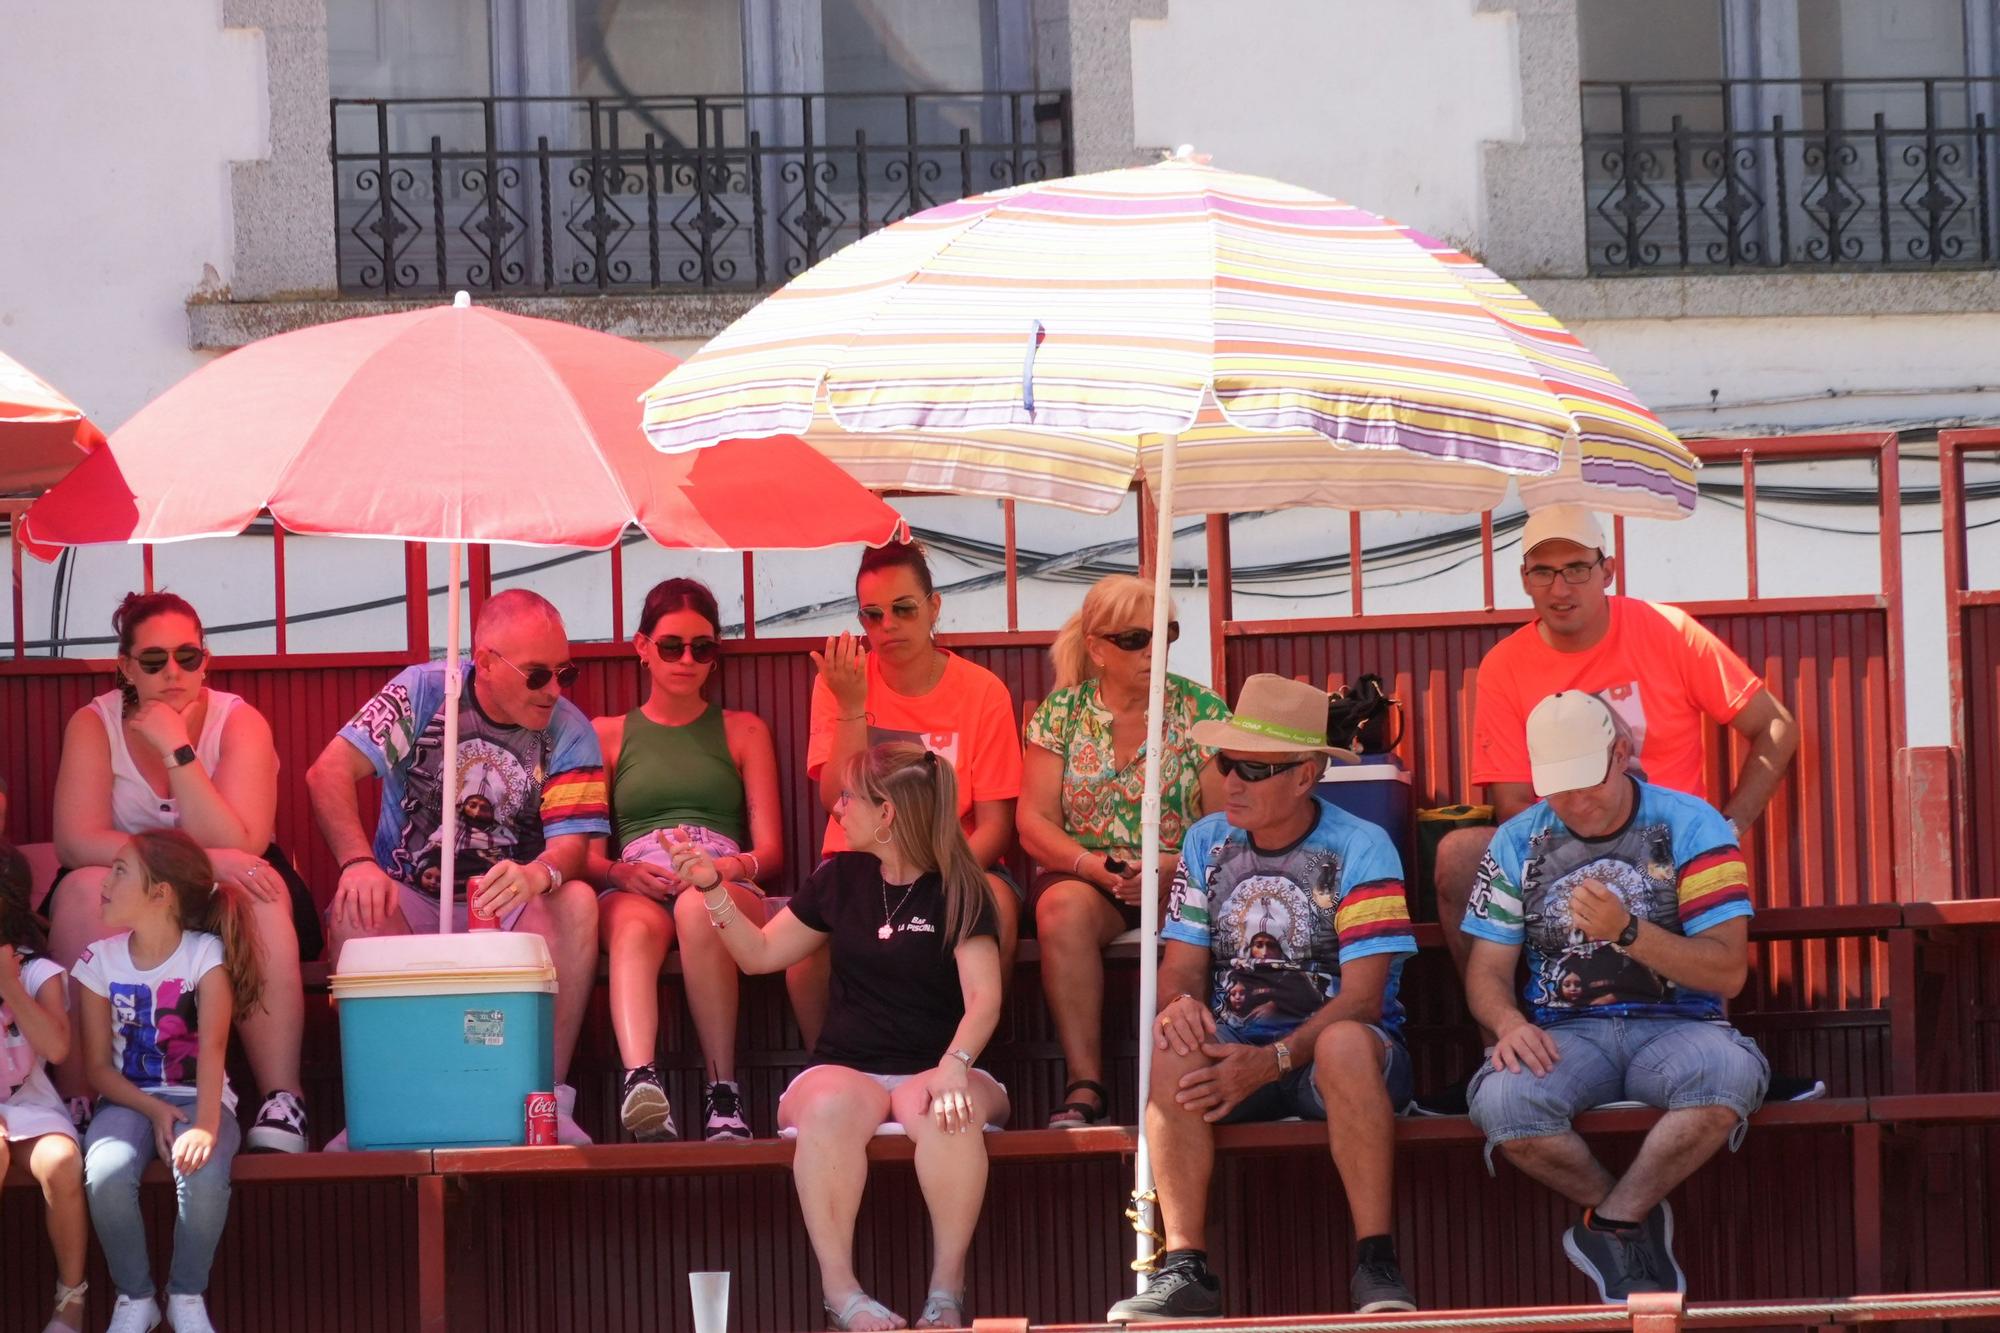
[493,653,580,691]
[128,644,208,674]
[643,633,719,664]
[1097,622,1180,653]
[1216,754,1307,783]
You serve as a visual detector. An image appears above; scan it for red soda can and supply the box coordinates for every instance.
[466,875,498,931]
[525,1091,559,1145]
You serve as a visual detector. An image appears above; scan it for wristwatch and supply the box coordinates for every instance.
[1272,1040,1293,1074]
[1616,912,1642,948]
[166,744,198,770]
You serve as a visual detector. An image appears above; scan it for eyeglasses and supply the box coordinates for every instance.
[1523,557,1604,588]
[1098,622,1180,653]
[1216,754,1307,783]
[493,653,580,691]
[129,644,207,674]
[858,599,925,626]
[644,634,718,664]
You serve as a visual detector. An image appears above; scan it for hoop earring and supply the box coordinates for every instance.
[873,826,893,846]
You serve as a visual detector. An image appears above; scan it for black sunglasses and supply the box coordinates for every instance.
[858,599,926,626]
[1098,622,1180,653]
[130,644,208,674]
[645,634,719,664]
[1216,754,1307,783]
[494,653,580,691]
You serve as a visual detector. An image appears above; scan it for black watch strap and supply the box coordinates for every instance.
[168,744,199,770]
[1616,913,1642,948]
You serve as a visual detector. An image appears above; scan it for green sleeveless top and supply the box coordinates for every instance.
[610,705,748,851]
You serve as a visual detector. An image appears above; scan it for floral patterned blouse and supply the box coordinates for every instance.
[1024,673,1229,856]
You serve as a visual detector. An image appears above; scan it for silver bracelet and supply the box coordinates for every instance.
[742,850,761,881]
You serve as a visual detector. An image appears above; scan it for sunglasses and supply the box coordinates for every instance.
[1216,754,1307,783]
[1098,622,1180,653]
[493,653,580,691]
[129,644,208,674]
[858,599,926,626]
[645,634,718,664]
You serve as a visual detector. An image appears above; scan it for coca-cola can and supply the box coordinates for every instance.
[466,875,498,931]
[525,1091,558,1145]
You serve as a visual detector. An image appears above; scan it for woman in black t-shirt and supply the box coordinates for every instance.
[670,742,1006,1332]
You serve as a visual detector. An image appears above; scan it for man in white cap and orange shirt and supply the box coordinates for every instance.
[1463,690,1769,1303]
[1107,674,1420,1322]
[1423,504,1801,1113]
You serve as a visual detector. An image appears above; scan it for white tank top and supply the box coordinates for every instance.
[88,689,242,835]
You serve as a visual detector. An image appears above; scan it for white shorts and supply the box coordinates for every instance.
[776,1064,1010,1136]
[0,1096,80,1145]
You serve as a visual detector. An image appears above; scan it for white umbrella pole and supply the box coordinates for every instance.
[1132,431,1178,1292]
[437,541,462,934]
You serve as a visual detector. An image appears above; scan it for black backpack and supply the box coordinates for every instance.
[1325,673,1403,756]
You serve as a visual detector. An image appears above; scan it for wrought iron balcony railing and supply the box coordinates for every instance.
[1583,77,2000,273]
[331,91,1072,296]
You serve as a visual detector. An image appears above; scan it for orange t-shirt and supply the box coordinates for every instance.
[806,651,1024,855]
[1470,597,1764,798]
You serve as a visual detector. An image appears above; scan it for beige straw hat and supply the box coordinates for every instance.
[1191,673,1359,764]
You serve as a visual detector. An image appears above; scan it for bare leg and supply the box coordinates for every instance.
[1598,1106,1739,1220]
[519,880,600,1083]
[986,873,1021,982]
[237,893,304,1096]
[779,1066,902,1331]
[890,1071,1010,1312]
[786,948,831,1052]
[28,1132,88,1319]
[601,892,674,1069]
[1498,1131,1620,1208]
[1312,1021,1398,1237]
[673,884,767,1082]
[1034,881,1126,1118]
[1147,1038,1219,1252]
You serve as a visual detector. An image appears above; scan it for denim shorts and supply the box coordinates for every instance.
[1211,1021,1413,1124]
[1467,1016,1770,1147]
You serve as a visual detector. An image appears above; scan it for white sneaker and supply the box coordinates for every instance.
[106,1295,160,1333]
[322,1128,350,1152]
[165,1294,217,1332]
[555,1082,592,1146]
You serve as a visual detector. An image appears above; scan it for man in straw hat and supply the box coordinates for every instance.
[1462,691,1768,1303]
[1108,674,1420,1322]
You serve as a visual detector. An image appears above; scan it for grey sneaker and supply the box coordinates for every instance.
[1105,1256,1223,1322]
[1563,1202,1680,1303]
[703,1081,752,1142]
[1351,1256,1416,1313]
[619,1065,676,1142]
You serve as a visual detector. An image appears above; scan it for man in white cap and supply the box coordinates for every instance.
[1463,690,1768,1304]
[1423,504,1799,1113]
[1106,674,1420,1322]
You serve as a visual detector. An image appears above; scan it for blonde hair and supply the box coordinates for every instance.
[1049,573,1170,690]
[842,742,992,949]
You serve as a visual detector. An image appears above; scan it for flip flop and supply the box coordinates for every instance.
[824,1289,900,1330]
[1047,1078,1110,1129]
[915,1290,967,1329]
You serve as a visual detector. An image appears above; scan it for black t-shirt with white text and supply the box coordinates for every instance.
[786,852,997,1075]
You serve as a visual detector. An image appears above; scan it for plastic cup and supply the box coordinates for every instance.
[689,1271,730,1333]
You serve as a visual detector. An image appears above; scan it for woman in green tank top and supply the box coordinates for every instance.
[587,579,784,1143]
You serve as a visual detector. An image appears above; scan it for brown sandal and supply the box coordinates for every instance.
[1047,1078,1110,1128]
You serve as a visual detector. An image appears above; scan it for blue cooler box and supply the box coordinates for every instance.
[332,932,557,1150]
[1317,758,1414,872]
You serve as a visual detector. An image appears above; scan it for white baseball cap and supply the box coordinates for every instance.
[1521,506,1607,559]
[1526,691,1618,796]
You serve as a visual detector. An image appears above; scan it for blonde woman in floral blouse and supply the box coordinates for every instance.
[1019,574,1227,1127]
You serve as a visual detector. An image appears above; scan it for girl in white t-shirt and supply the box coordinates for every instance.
[75,830,265,1333]
[1,843,87,1332]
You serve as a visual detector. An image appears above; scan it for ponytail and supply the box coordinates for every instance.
[128,830,266,1017]
[844,742,992,949]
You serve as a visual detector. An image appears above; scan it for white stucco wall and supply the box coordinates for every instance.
[1128,0,1519,253]
[0,1,259,428]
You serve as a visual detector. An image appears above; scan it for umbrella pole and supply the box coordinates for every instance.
[438,542,461,934]
[1132,431,1178,1292]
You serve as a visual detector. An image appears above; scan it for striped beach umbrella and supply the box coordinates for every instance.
[639,150,1697,1294]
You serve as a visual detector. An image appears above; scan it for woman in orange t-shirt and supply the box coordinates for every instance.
[793,539,1023,1050]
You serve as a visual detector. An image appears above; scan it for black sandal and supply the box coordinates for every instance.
[1048,1079,1110,1128]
